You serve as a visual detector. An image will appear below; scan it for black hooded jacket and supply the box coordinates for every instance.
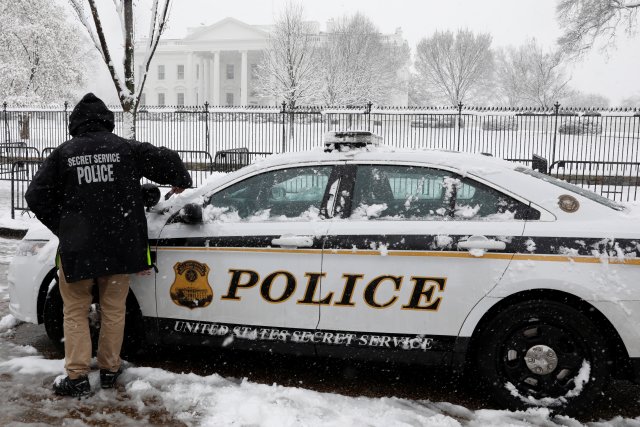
[25,93,192,282]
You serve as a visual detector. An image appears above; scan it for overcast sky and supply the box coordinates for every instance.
[86,0,640,105]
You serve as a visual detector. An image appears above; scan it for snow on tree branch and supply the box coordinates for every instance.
[136,0,171,110]
[557,0,639,56]
[68,0,171,138]
[68,0,104,57]
[1,0,88,104]
[415,29,493,106]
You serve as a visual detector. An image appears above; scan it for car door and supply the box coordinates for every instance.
[316,162,534,360]
[154,163,339,352]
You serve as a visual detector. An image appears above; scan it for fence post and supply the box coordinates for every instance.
[3,101,8,143]
[365,101,373,132]
[63,101,69,140]
[456,102,463,151]
[551,102,560,165]
[281,101,287,153]
[10,163,15,219]
[204,101,210,155]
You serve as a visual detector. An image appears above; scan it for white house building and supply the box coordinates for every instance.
[136,17,408,107]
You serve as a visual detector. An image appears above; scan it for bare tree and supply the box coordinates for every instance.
[620,93,640,107]
[254,2,320,108]
[319,14,409,105]
[557,0,640,56]
[495,39,571,108]
[414,29,493,106]
[67,0,171,137]
[563,90,611,107]
[0,0,88,104]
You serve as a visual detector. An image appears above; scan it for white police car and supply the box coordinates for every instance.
[9,131,640,413]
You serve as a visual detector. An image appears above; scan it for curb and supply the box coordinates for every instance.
[0,227,27,239]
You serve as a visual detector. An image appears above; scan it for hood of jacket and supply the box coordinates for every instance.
[68,93,115,137]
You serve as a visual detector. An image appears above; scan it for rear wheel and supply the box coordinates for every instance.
[474,300,611,415]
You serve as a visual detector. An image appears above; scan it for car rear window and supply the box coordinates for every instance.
[515,166,625,211]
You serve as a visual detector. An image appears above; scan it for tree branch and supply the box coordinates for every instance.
[86,0,125,106]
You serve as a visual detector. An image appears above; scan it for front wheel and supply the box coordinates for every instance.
[474,300,611,415]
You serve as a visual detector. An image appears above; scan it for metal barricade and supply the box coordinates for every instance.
[214,148,272,173]
[549,160,640,201]
[1,143,41,179]
[175,150,214,188]
[11,160,42,219]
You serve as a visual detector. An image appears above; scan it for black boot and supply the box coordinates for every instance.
[53,375,91,398]
[100,367,123,389]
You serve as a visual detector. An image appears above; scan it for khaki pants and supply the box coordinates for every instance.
[58,265,130,380]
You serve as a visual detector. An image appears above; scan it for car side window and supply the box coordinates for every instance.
[351,165,453,219]
[453,177,539,220]
[205,166,333,221]
[350,165,537,220]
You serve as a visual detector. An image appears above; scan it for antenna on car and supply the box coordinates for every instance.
[324,130,383,152]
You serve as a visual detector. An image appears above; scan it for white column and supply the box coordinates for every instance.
[213,51,220,106]
[187,52,194,105]
[241,50,248,106]
[198,57,205,104]
[204,56,210,103]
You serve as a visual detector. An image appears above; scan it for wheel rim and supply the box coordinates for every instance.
[498,322,589,399]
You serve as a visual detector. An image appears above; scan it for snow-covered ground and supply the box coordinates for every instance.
[0,187,639,424]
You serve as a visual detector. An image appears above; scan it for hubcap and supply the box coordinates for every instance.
[524,344,558,375]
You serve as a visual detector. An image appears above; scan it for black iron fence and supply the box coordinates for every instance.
[3,102,640,218]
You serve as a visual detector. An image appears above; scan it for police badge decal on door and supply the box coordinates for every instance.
[170,260,213,309]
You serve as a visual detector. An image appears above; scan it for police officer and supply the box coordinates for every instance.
[25,93,192,397]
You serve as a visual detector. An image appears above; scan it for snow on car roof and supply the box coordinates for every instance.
[245,144,518,175]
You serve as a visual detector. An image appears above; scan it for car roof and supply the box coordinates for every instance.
[249,145,517,174]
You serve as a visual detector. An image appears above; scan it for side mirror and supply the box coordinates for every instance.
[141,183,161,208]
[179,203,203,224]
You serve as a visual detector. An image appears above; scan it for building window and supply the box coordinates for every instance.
[158,65,165,80]
[226,93,234,105]
[226,64,234,80]
[177,65,184,80]
[250,64,258,79]
[139,93,146,106]
[177,93,185,106]
[158,93,165,106]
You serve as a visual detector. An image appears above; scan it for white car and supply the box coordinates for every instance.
[9,132,640,414]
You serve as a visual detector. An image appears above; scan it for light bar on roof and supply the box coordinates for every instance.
[324,131,383,152]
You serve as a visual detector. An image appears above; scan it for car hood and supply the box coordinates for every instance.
[23,221,56,241]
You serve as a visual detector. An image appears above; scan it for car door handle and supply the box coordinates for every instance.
[457,236,506,251]
[271,236,314,248]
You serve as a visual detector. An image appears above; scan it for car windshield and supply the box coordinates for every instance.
[515,166,626,211]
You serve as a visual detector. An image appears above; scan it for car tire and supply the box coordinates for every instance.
[474,299,611,415]
[43,281,65,352]
[43,282,144,358]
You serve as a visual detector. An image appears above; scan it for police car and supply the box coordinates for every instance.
[8,131,640,413]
